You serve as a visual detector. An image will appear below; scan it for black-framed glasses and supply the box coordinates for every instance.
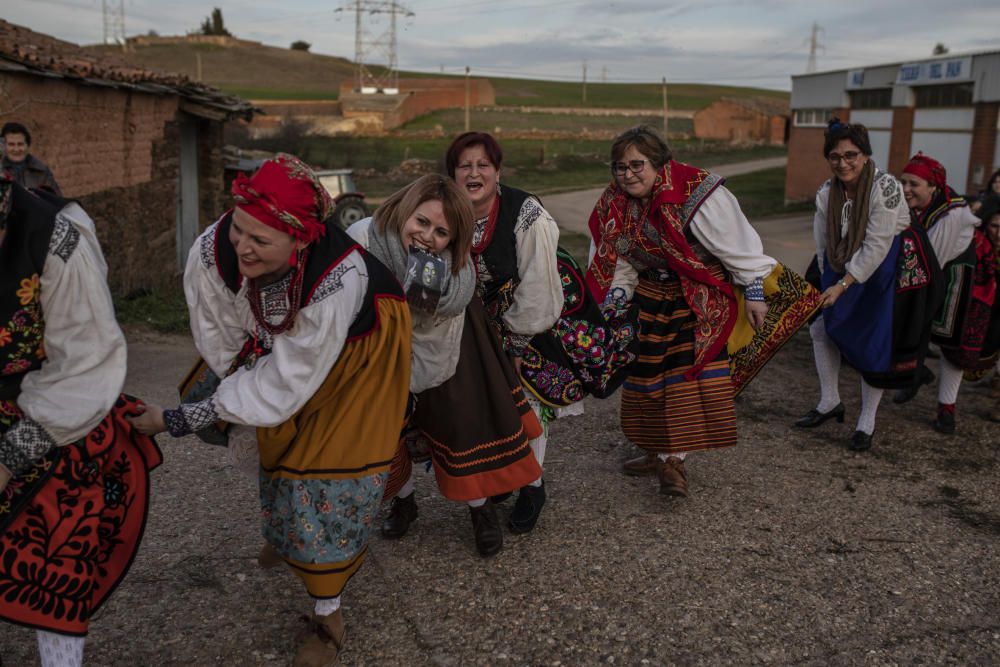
[827,151,862,165]
[611,159,649,176]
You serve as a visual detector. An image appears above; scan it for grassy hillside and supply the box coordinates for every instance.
[400,109,695,135]
[89,41,788,109]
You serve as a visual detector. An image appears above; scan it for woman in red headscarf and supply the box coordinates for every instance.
[130,154,412,667]
[898,152,994,433]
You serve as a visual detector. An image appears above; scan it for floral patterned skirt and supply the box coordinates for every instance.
[0,395,161,636]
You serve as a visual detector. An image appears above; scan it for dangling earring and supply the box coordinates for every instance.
[288,248,303,268]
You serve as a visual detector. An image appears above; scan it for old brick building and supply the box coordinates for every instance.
[0,20,255,293]
[786,50,1000,203]
[692,97,788,144]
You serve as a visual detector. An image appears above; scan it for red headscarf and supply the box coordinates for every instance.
[231,153,333,245]
[902,152,947,191]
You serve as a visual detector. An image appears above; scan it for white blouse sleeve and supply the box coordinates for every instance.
[688,186,776,286]
[927,206,980,266]
[844,173,910,284]
[184,224,249,377]
[211,252,368,428]
[2,205,127,475]
[814,182,831,274]
[504,198,563,335]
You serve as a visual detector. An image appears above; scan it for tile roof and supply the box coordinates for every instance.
[0,20,256,120]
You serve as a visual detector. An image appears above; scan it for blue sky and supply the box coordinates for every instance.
[5,0,1000,90]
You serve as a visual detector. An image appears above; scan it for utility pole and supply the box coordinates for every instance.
[601,66,607,83]
[582,61,588,104]
[662,77,668,138]
[806,22,823,73]
[102,0,126,50]
[464,66,471,132]
[335,1,414,92]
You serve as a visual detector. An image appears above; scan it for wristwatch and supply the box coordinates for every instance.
[838,279,849,290]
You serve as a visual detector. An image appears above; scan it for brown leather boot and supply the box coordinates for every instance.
[622,452,658,477]
[991,374,1000,399]
[656,457,689,497]
[257,542,283,569]
[990,399,1000,423]
[293,609,346,667]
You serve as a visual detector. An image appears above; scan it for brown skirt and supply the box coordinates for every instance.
[414,298,542,501]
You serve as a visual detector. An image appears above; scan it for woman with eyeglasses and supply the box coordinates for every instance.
[586,125,819,498]
[896,153,990,434]
[795,120,941,451]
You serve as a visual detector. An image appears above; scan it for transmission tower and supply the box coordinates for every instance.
[806,22,824,73]
[102,0,126,46]
[336,1,414,93]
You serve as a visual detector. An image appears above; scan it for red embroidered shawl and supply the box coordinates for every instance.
[585,160,736,380]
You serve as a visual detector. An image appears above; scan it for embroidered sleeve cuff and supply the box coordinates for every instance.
[503,332,533,358]
[744,277,765,302]
[0,417,59,477]
[168,399,220,437]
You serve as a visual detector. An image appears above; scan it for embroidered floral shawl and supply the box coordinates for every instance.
[585,160,735,380]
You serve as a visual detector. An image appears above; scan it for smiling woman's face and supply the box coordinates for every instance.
[453,144,499,216]
[399,199,452,254]
[229,207,302,283]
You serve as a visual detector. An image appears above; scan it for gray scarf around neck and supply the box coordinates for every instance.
[366,217,475,318]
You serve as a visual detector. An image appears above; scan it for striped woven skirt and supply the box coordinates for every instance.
[621,275,737,454]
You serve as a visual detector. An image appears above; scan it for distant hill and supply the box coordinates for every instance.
[88,38,789,110]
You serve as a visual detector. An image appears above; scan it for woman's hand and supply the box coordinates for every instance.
[745,300,769,330]
[820,283,847,308]
[127,403,168,436]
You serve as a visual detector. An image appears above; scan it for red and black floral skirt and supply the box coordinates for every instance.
[0,395,161,636]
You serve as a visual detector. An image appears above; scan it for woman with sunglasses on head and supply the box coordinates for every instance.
[587,125,819,498]
[796,120,941,451]
[129,155,412,667]
[896,153,990,433]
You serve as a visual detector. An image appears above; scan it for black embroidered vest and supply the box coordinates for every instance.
[0,185,60,407]
[213,212,404,339]
[475,186,534,314]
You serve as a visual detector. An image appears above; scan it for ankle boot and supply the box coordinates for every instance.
[381,493,417,539]
[509,480,546,534]
[293,609,346,667]
[469,500,503,557]
[257,542,284,569]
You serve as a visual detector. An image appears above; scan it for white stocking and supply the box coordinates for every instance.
[313,596,341,616]
[396,472,415,500]
[809,317,842,412]
[937,357,964,406]
[856,379,884,435]
[657,452,687,461]
[466,497,486,508]
[37,630,85,667]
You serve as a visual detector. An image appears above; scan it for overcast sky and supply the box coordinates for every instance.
[5,0,1000,90]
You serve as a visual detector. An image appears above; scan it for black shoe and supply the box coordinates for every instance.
[490,492,513,504]
[469,500,503,557]
[381,493,417,539]
[794,403,845,428]
[848,430,873,452]
[509,480,546,534]
[893,366,935,404]
[932,411,955,435]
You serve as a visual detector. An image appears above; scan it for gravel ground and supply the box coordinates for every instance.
[2,328,999,666]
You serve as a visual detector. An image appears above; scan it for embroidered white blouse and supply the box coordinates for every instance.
[813,169,911,282]
[594,185,776,301]
[475,195,563,340]
[1,204,127,476]
[925,205,980,266]
[183,221,367,429]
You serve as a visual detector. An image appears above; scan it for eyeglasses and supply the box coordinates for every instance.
[611,159,649,176]
[827,151,862,165]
